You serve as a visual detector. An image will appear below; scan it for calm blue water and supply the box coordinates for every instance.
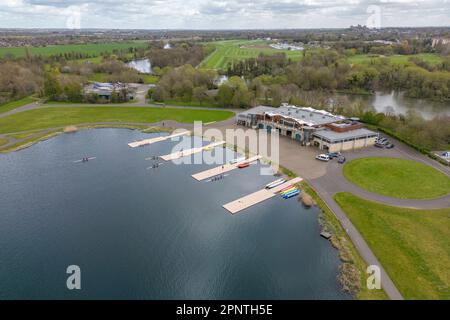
[0,129,349,300]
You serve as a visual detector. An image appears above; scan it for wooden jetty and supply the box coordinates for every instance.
[223,177,303,214]
[128,131,190,148]
[191,155,263,181]
[160,141,226,161]
[320,232,332,240]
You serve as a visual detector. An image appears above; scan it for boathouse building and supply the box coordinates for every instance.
[237,105,378,152]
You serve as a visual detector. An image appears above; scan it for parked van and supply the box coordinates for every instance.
[315,154,330,162]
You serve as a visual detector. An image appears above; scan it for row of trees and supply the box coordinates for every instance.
[0,61,43,104]
[225,50,450,101]
[149,42,213,68]
[147,65,217,104]
[44,71,132,104]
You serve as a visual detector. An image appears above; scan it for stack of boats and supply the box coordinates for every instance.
[278,185,300,199]
[265,179,300,199]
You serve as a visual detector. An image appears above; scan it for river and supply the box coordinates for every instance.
[0,129,350,299]
[342,91,450,120]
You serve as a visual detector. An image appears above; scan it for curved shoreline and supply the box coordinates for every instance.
[1,124,386,299]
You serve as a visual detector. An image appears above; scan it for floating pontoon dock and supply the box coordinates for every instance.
[128,131,190,148]
[223,177,303,214]
[191,155,263,181]
[160,141,226,161]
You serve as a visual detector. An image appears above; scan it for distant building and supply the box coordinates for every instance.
[84,82,135,100]
[237,105,378,152]
[270,43,304,51]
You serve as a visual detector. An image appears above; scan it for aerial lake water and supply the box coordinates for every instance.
[0,129,349,299]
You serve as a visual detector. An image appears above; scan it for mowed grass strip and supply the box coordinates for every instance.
[334,192,450,300]
[348,53,445,66]
[201,40,303,70]
[0,107,234,134]
[0,96,37,114]
[0,42,148,58]
[343,157,450,199]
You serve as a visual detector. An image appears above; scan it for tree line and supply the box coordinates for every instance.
[225,50,450,101]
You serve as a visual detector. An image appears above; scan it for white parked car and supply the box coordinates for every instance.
[315,154,330,162]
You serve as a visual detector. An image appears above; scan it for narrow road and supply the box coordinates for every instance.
[309,181,404,300]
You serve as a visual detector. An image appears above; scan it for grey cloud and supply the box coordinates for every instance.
[2,0,450,28]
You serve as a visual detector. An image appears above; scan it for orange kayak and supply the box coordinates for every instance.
[238,162,250,169]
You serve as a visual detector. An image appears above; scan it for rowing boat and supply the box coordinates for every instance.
[278,185,294,193]
[265,179,286,189]
[73,157,96,163]
[238,162,250,169]
[280,187,296,195]
[283,190,300,199]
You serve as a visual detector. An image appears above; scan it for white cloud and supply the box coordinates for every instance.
[0,0,449,28]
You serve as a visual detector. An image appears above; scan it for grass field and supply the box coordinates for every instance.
[157,99,220,108]
[335,192,450,300]
[0,107,234,134]
[0,42,148,58]
[348,53,446,66]
[88,73,159,84]
[200,40,304,70]
[0,96,37,114]
[343,157,450,199]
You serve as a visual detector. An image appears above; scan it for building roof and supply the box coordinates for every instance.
[238,105,345,127]
[313,128,377,143]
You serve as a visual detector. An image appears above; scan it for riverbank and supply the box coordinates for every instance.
[278,166,387,299]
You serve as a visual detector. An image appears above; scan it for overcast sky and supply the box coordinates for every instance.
[1,0,450,29]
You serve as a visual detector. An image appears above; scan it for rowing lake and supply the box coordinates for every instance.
[0,129,350,299]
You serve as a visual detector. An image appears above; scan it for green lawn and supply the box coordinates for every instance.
[0,96,36,114]
[0,107,234,134]
[0,42,148,58]
[88,73,110,82]
[200,40,304,70]
[334,192,450,300]
[298,181,388,300]
[348,53,445,66]
[157,99,220,108]
[88,73,159,84]
[141,74,160,84]
[343,157,450,199]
